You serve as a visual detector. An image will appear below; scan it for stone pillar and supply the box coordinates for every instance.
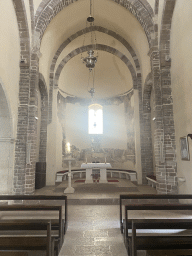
[25,52,39,194]
[159,0,177,194]
[149,47,177,194]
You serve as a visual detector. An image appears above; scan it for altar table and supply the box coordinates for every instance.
[81,163,112,183]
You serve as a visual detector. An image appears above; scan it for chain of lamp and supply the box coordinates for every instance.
[81,0,98,97]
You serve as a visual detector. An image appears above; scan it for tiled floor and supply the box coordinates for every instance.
[34,178,156,256]
[31,179,192,255]
[59,205,127,256]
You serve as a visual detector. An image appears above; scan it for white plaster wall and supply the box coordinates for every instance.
[0,0,20,194]
[65,103,127,150]
[147,0,155,10]
[171,0,192,194]
[0,0,20,138]
[46,89,63,185]
[33,0,40,14]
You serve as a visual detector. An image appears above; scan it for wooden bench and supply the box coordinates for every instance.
[0,195,68,255]
[0,220,54,256]
[130,219,192,256]
[0,205,63,254]
[0,195,68,234]
[124,204,192,255]
[119,194,192,234]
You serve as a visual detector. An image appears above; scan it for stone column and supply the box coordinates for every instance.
[149,47,177,194]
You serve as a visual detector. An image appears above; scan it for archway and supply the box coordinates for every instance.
[0,82,14,194]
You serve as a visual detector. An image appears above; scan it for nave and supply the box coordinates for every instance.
[34,179,192,256]
[35,178,154,256]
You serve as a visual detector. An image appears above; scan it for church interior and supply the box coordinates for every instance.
[1,0,192,255]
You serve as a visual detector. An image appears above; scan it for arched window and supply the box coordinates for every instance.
[88,104,103,134]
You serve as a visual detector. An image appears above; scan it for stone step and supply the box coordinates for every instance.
[68,198,119,205]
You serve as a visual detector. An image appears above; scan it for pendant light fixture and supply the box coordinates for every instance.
[81,0,98,72]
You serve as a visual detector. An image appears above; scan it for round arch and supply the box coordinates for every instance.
[35,0,154,47]
[54,44,137,90]
[0,81,14,194]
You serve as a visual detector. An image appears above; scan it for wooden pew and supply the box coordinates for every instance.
[131,219,192,256]
[0,205,63,243]
[0,195,68,234]
[119,194,192,233]
[0,220,54,256]
[124,204,192,255]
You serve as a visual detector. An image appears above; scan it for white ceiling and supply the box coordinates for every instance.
[39,0,151,99]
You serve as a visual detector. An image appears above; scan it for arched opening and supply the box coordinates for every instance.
[0,82,14,194]
[88,104,103,135]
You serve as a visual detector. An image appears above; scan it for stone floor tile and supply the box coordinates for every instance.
[75,245,111,255]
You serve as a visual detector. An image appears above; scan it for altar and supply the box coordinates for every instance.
[81,163,112,183]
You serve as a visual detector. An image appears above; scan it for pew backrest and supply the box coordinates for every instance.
[0,195,68,233]
[0,205,63,245]
[124,203,192,241]
[131,219,192,256]
[120,194,192,233]
[0,220,52,256]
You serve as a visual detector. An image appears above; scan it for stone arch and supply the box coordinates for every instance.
[35,0,154,47]
[0,81,14,194]
[13,0,31,195]
[48,26,142,123]
[38,73,48,163]
[29,0,35,34]
[54,44,137,90]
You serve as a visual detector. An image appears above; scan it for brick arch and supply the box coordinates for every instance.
[50,25,141,76]
[54,44,137,90]
[12,0,31,194]
[39,73,48,163]
[35,0,154,47]
[29,0,35,33]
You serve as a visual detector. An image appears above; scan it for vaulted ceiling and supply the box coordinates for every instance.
[38,0,153,100]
